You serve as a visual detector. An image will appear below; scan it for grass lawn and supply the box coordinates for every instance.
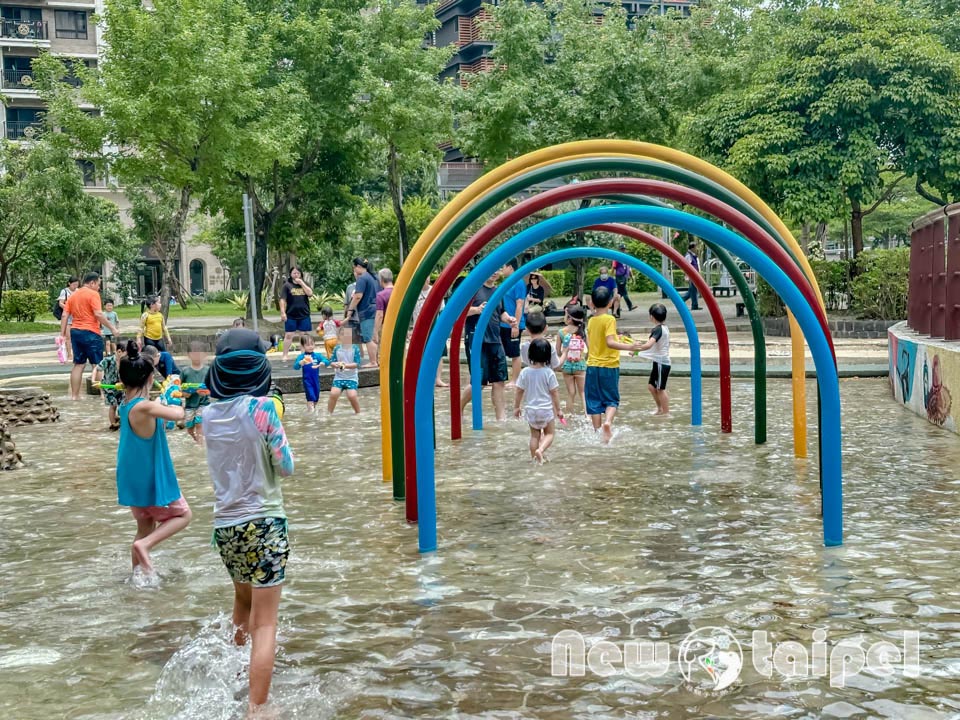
[114,301,245,319]
[0,321,59,335]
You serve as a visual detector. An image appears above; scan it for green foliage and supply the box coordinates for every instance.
[41,195,134,280]
[756,277,786,318]
[850,248,910,319]
[685,0,960,255]
[809,259,852,312]
[536,270,569,298]
[356,196,437,270]
[203,290,238,304]
[0,137,88,304]
[458,0,674,163]
[0,290,48,322]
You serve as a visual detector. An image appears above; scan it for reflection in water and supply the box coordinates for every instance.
[2,378,960,718]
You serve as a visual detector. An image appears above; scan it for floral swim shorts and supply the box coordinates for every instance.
[213,517,289,588]
[332,379,358,391]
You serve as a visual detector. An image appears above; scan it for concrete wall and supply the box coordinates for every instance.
[888,321,957,433]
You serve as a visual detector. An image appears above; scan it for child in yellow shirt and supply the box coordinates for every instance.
[585,287,643,443]
[138,295,173,352]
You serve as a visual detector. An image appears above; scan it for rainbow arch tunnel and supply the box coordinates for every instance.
[381,142,831,500]
[398,176,834,505]
[409,205,842,552]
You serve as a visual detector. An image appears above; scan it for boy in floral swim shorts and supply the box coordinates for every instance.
[203,329,295,714]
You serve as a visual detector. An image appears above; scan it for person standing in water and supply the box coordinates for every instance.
[116,340,192,574]
[204,329,295,715]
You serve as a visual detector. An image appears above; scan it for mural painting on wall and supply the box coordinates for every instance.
[889,332,956,430]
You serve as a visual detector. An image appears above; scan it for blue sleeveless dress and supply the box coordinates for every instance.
[116,397,182,507]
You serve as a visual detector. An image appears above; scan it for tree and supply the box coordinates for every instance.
[685,0,960,256]
[0,137,87,304]
[358,0,455,263]
[355,195,437,270]
[38,0,305,318]
[207,0,371,318]
[41,195,134,281]
[457,0,674,164]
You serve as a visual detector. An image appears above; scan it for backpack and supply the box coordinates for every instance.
[568,335,585,362]
[52,299,63,320]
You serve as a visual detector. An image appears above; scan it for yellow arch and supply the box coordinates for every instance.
[379,141,825,480]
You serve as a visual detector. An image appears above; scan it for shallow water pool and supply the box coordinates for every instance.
[2,377,959,719]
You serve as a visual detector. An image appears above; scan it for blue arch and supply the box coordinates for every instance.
[468,248,702,430]
[415,205,842,552]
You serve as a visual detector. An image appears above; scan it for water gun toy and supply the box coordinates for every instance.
[267,334,284,354]
[94,382,125,391]
[159,376,184,429]
[270,383,285,421]
[181,382,211,396]
[55,336,67,364]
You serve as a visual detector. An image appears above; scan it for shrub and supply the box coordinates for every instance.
[204,290,237,304]
[756,277,787,317]
[850,248,909,320]
[535,270,569,298]
[810,259,851,312]
[0,290,49,322]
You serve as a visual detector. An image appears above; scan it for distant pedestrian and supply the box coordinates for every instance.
[374,268,394,345]
[589,266,618,312]
[279,267,314,362]
[56,275,79,361]
[612,247,635,317]
[682,242,701,310]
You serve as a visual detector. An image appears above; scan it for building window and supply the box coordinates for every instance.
[2,7,42,23]
[76,159,97,186]
[55,10,87,39]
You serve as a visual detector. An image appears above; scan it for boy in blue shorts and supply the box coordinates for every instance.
[585,287,643,443]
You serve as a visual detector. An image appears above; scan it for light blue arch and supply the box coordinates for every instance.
[468,248,702,430]
[415,205,842,552]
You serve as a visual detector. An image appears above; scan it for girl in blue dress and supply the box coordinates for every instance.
[116,340,192,574]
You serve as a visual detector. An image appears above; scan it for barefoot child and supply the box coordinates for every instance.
[294,334,330,412]
[180,341,210,443]
[585,287,643,443]
[116,340,192,573]
[318,305,340,359]
[514,338,563,463]
[556,306,588,415]
[92,338,127,430]
[329,324,361,414]
[138,295,173,352]
[204,329,295,715]
[635,303,671,416]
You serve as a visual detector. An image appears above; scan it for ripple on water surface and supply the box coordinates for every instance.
[2,377,960,719]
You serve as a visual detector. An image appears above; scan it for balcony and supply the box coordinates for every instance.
[0,19,49,42]
[2,67,36,90]
[6,120,41,140]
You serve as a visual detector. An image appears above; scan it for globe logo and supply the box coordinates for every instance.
[678,626,743,692]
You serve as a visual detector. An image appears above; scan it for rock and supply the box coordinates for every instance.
[0,420,22,470]
[0,387,60,427]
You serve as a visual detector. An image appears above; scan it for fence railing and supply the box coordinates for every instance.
[0,19,48,41]
[2,68,36,88]
[909,204,960,340]
[6,120,41,140]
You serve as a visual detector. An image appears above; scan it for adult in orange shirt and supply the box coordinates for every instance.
[60,272,117,400]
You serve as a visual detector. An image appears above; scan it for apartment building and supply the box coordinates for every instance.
[0,0,227,298]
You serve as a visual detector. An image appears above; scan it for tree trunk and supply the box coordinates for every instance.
[849,199,864,258]
[573,253,586,301]
[800,223,810,255]
[0,261,7,307]
[387,142,408,265]
[157,186,193,322]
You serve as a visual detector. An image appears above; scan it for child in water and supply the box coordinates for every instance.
[318,305,340,359]
[557,305,588,415]
[328,324,361,414]
[116,340,192,574]
[92,338,127,430]
[203,328,295,715]
[294,334,330,412]
[514,338,564,464]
